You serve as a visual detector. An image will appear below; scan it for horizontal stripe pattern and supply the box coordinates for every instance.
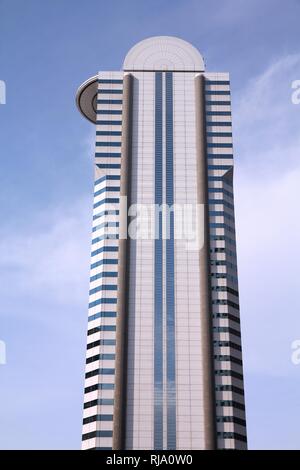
[82,74,124,450]
[205,74,246,449]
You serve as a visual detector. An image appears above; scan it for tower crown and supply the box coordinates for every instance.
[123,36,205,72]
[76,36,206,123]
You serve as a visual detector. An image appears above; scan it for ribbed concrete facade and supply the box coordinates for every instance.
[77,36,247,451]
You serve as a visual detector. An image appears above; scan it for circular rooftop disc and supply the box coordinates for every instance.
[123,36,205,72]
[76,75,98,124]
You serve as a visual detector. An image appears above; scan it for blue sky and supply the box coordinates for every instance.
[0,0,300,449]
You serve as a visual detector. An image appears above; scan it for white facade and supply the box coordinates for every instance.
[77,37,247,451]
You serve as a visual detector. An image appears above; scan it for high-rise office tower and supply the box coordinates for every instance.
[76,36,247,451]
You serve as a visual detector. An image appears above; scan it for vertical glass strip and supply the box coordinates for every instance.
[154,72,163,449]
[165,71,176,449]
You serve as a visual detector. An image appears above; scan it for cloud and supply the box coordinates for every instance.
[233,53,300,177]
[236,166,300,377]
[0,197,92,317]
[0,197,92,449]
[233,54,300,378]
[79,128,95,160]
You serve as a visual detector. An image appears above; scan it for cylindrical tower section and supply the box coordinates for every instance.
[195,73,217,450]
[112,73,133,450]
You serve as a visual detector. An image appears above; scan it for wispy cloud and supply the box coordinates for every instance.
[79,128,95,160]
[236,166,300,377]
[233,53,300,176]
[233,54,300,378]
[0,198,91,317]
[0,197,92,449]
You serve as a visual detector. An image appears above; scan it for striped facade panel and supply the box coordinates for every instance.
[82,72,123,451]
[205,73,247,450]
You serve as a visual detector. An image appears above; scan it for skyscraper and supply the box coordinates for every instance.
[76,36,247,451]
